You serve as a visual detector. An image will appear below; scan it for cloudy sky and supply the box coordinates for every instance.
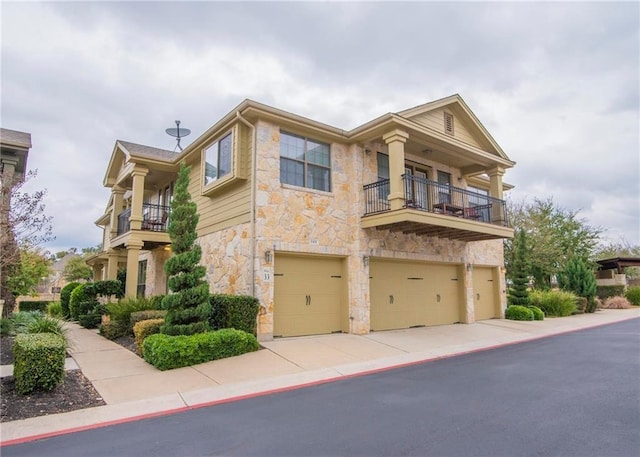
[2,1,638,253]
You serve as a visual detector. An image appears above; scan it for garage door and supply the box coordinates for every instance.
[370,259,461,331]
[473,267,497,320]
[273,254,345,337]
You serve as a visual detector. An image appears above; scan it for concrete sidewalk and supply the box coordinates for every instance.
[2,308,639,444]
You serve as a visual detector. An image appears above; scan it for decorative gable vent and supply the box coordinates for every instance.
[444,112,454,135]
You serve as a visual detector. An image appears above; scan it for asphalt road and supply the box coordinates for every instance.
[5,318,639,457]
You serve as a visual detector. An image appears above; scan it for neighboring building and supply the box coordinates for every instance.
[89,95,516,341]
[1,128,32,307]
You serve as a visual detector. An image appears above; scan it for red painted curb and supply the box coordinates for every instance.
[2,315,638,447]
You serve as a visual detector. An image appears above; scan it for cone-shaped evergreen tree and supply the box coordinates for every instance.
[508,229,530,307]
[161,162,211,335]
[558,255,597,312]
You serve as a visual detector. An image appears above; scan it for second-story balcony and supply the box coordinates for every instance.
[362,175,513,241]
[117,203,171,235]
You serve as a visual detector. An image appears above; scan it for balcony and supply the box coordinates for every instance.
[117,203,171,235]
[362,175,513,241]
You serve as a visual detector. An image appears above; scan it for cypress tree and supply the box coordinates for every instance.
[161,162,211,335]
[558,255,597,313]
[508,229,531,307]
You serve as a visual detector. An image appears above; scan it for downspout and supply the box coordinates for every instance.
[235,111,257,297]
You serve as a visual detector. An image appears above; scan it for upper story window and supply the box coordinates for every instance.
[204,132,233,186]
[280,132,331,192]
[377,152,389,180]
[444,112,454,135]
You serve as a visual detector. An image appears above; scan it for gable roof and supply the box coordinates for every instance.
[117,140,177,161]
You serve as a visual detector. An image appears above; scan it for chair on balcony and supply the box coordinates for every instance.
[144,211,168,231]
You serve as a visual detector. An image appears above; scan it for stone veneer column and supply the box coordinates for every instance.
[124,240,143,297]
[382,129,409,211]
[129,167,148,231]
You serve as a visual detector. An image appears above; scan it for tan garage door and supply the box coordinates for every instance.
[473,267,497,320]
[370,259,461,331]
[273,254,345,337]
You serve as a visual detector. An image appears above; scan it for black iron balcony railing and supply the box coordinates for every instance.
[363,175,509,227]
[117,203,171,235]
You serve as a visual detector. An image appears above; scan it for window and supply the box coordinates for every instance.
[137,260,147,298]
[376,153,390,199]
[444,112,454,135]
[204,132,233,186]
[280,132,331,192]
[437,171,452,204]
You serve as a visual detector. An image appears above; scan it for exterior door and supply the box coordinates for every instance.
[273,255,344,337]
[473,267,497,320]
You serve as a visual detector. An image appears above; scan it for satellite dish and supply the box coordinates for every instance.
[166,120,191,152]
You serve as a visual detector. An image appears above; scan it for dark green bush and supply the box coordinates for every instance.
[60,282,81,318]
[0,318,12,336]
[13,333,66,394]
[529,290,577,317]
[93,279,124,298]
[69,283,98,321]
[528,306,544,321]
[209,294,259,335]
[133,318,164,355]
[596,285,625,300]
[131,309,167,327]
[624,286,640,306]
[18,301,49,312]
[149,295,166,309]
[99,320,128,340]
[143,329,260,371]
[505,305,534,321]
[78,309,102,329]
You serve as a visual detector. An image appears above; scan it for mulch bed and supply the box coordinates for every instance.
[0,336,106,422]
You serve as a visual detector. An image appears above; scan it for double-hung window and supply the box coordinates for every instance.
[204,132,233,186]
[280,132,331,192]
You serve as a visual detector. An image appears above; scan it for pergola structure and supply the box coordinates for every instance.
[596,257,640,274]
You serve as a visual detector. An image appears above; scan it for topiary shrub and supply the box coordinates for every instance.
[507,229,531,307]
[69,283,98,321]
[13,333,66,394]
[625,286,640,306]
[93,279,124,299]
[529,289,578,317]
[528,306,544,320]
[60,282,81,318]
[149,295,166,309]
[209,294,259,335]
[601,296,632,309]
[18,301,49,312]
[133,318,164,356]
[505,305,534,321]
[596,285,626,300]
[143,329,259,371]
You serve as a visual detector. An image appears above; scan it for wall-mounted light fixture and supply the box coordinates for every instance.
[364,148,372,155]
[265,250,272,264]
[363,256,370,267]
[466,263,473,272]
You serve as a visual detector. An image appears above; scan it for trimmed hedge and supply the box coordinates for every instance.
[209,294,259,335]
[13,333,66,394]
[596,285,625,300]
[69,283,98,321]
[99,320,128,340]
[133,318,164,355]
[143,329,260,371]
[625,286,640,306]
[18,301,49,312]
[529,290,577,317]
[505,305,534,321]
[106,297,161,336]
[60,282,81,318]
[131,310,167,326]
[93,279,124,298]
[528,306,544,321]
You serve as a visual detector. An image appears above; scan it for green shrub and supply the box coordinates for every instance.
[47,301,64,318]
[505,305,534,321]
[93,279,124,298]
[106,297,159,335]
[69,283,98,321]
[131,309,167,326]
[18,301,49,312]
[528,306,544,320]
[625,286,640,306]
[10,311,42,335]
[99,320,129,340]
[209,294,259,335]
[143,328,259,371]
[596,285,626,300]
[133,318,164,355]
[149,295,166,309]
[529,289,578,317]
[78,309,102,329]
[13,333,66,394]
[26,315,70,348]
[60,282,81,318]
[0,318,12,336]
